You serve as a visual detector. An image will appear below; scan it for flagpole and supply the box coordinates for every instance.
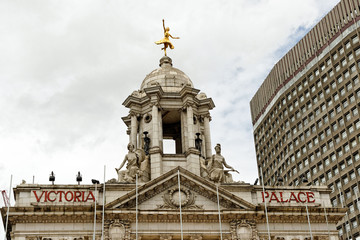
[136,174,138,240]
[305,204,313,240]
[322,201,330,240]
[4,174,12,240]
[93,183,97,240]
[260,167,271,240]
[101,166,106,240]
[216,185,223,240]
[177,170,183,240]
[339,192,350,240]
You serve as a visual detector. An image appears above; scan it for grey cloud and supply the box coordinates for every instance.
[0,0,339,189]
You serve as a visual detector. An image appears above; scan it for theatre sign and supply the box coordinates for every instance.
[33,190,96,203]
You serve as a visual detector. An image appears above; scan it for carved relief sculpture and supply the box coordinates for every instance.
[157,187,203,209]
[231,220,259,240]
[109,221,125,240]
[104,219,130,240]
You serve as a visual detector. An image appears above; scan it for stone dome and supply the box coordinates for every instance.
[140,56,193,92]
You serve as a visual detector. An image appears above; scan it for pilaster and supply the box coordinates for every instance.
[130,113,138,148]
[203,113,212,159]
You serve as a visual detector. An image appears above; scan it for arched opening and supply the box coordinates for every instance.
[162,110,182,154]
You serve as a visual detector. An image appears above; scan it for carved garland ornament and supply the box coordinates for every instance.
[157,187,203,209]
[230,220,259,240]
[104,219,130,240]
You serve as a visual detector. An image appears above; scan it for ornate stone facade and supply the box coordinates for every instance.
[1,56,345,239]
[1,167,346,240]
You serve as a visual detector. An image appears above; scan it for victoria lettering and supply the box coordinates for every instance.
[262,191,315,203]
[33,190,95,202]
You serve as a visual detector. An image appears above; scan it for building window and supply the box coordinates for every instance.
[304,158,309,166]
[339,46,344,55]
[340,162,346,170]
[332,198,338,207]
[330,184,335,193]
[353,108,358,116]
[318,163,323,170]
[338,228,343,236]
[349,204,355,213]
[320,175,326,183]
[325,158,330,166]
[345,144,350,153]
[345,223,350,232]
[354,153,360,161]
[327,171,333,179]
[349,125,354,134]
[352,219,358,228]
[342,131,347,139]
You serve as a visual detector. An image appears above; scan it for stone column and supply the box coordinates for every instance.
[130,113,138,148]
[152,103,159,147]
[181,109,188,151]
[185,103,200,176]
[187,104,195,148]
[138,117,143,150]
[204,114,212,159]
[158,109,163,151]
[150,102,162,179]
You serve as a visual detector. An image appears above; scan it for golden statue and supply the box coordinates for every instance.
[155,19,180,56]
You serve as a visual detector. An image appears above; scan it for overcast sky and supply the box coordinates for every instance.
[0,0,339,234]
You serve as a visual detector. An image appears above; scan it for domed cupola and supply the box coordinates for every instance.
[122,56,215,180]
[140,56,193,92]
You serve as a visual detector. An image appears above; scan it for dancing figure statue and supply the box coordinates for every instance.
[207,144,239,183]
[155,19,180,56]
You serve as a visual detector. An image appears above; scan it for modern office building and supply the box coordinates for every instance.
[250,0,360,239]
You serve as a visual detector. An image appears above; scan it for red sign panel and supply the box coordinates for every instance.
[262,191,315,203]
[33,190,95,202]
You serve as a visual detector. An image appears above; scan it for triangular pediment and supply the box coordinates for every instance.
[106,167,256,210]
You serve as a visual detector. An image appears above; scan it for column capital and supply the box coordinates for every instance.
[129,110,141,118]
[149,101,161,108]
[201,113,211,121]
[182,102,195,110]
[198,113,211,122]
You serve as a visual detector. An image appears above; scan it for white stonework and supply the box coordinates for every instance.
[1,168,346,239]
[1,57,345,239]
